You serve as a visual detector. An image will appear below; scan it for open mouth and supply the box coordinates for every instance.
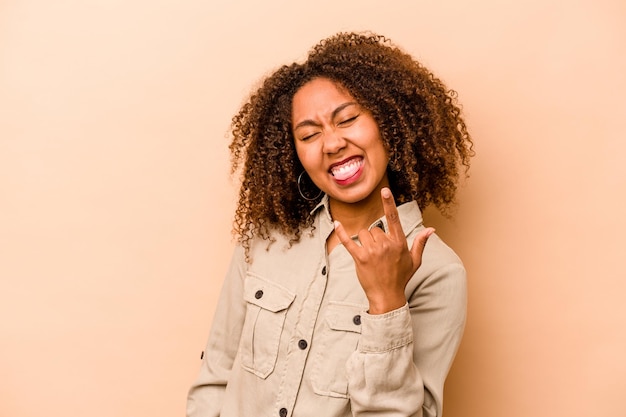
[330,157,364,181]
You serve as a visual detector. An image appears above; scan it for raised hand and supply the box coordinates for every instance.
[333,187,435,314]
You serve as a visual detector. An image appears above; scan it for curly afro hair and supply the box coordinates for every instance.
[229,32,474,253]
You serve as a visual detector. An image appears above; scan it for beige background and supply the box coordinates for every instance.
[1,0,625,416]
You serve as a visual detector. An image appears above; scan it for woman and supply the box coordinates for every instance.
[187,32,473,417]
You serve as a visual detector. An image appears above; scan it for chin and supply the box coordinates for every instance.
[329,189,374,204]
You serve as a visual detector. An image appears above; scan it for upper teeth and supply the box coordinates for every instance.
[331,158,362,177]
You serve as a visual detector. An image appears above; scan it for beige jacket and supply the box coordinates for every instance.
[187,198,466,417]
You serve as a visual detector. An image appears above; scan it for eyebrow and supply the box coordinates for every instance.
[293,102,358,131]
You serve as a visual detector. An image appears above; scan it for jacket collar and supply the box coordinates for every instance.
[311,194,424,239]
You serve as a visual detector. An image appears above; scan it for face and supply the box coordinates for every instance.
[292,78,389,206]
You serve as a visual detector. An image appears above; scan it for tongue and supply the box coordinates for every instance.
[333,162,360,181]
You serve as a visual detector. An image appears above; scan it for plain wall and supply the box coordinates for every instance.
[1,0,625,416]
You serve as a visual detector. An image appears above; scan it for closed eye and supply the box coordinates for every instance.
[300,132,319,141]
[338,115,359,126]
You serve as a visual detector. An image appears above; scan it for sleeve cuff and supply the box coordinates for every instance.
[357,303,413,353]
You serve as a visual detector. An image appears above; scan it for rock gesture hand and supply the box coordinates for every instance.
[334,187,435,314]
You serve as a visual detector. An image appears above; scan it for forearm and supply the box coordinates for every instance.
[346,260,466,417]
[346,304,425,417]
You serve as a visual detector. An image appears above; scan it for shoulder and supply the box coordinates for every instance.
[420,232,464,272]
[406,221,466,292]
[242,225,323,283]
[399,201,464,275]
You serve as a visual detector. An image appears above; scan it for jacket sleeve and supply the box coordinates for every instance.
[346,262,467,417]
[186,245,247,417]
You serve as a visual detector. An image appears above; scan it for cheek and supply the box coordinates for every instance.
[294,144,311,169]
[294,142,320,169]
[371,143,390,170]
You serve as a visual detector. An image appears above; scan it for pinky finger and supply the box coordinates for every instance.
[334,220,361,255]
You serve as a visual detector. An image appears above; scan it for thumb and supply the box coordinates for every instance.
[410,227,435,267]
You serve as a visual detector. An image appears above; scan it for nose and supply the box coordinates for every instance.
[322,129,346,154]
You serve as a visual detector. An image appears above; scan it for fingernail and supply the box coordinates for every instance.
[333,220,341,229]
[381,188,391,198]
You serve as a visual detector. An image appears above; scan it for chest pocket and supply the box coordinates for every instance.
[240,273,295,379]
[311,302,366,398]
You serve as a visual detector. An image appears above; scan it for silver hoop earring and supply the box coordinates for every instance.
[297,171,323,201]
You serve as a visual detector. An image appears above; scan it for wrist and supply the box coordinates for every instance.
[367,294,406,315]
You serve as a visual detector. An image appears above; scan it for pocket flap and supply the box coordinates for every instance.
[243,274,295,313]
[325,302,366,333]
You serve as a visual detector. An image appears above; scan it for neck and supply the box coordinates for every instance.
[329,190,386,236]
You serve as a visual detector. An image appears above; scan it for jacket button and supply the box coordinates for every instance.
[321,266,327,275]
[255,290,263,299]
[353,315,361,325]
[279,407,288,417]
[298,339,308,350]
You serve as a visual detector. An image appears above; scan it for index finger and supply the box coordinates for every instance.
[381,187,403,240]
